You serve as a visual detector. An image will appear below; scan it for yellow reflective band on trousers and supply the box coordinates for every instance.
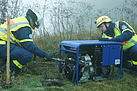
[131,60,137,65]
[19,39,33,43]
[13,60,23,69]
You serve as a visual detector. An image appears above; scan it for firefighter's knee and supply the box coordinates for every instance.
[11,52,32,71]
[24,52,32,61]
[21,52,32,65]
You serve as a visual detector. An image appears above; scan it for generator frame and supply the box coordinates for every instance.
[58,40,123,84]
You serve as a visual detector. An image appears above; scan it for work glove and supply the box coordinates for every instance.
[44,53,53,61]
[99,38,111,41]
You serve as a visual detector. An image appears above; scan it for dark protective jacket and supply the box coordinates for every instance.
[0,16,51,59]
[102,20,137,50]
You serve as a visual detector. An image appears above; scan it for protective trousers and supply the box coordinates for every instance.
[0,43,32,72]
[123,45,137,71]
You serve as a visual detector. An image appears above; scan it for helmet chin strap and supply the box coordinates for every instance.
[101,23,108,34]
[101,22,110,35]
[104,22,111,32]
[104,23,108,29]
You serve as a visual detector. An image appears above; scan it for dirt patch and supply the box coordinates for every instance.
[41,78,64,87]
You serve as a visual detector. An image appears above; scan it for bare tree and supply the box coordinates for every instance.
[0,0,8,24]
[49,0,95,40]
[121,0,137,28]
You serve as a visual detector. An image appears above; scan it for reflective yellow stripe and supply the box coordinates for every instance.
[0,16,34,45]
[0,41,6,44]
[122,28,132,33]
[132,60,137,65]
[13,60,23,69]
[105,36,112,39]
[19,39,33,43]
[10,22,29,30]
[0,27,7,33]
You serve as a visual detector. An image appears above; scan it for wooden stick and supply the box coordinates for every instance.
[6,16,11,84]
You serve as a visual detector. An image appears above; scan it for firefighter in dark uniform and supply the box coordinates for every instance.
[95,16,137,75]
[0,9,52,73]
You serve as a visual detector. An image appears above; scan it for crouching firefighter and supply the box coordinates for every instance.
[95,16,137,74]
[0,9,52,73]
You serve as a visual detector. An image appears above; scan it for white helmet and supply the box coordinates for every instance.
[26,9,43,28]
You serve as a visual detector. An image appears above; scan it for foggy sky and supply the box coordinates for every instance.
[22,0,125,9]
[68,0,125,9]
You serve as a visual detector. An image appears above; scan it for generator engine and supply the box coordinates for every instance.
[63,45,113,83]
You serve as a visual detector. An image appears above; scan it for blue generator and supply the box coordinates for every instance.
[58,40,123,84]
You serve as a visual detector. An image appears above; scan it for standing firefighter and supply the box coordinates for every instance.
[0,9,52,73]
[95,16,137,75]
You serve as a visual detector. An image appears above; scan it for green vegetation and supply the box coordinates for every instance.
[1,63,137,91]
[1,31,137,91]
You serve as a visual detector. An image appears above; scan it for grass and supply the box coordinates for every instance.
[1,31,136,91]
[1,61,137,91]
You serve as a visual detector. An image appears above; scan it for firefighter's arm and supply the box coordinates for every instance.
[110,31,133,42]
[12,27,52,60]
[110,22,134,42]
